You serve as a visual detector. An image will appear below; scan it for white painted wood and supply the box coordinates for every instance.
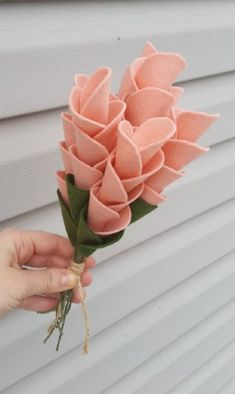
[102,300,235,394]
[0,72,233,221]
[2,251,235,393]
[0,1,234,118]
[0,201,234,390]
[169,340,235,394]
[218,378,235,394]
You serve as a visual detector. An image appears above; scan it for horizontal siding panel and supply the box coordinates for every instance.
[2,251,235,393]
[0,201,234,390]
[0,72,234,221]
[219,377,235,393]
[169,340,235,394]
[0,1,234,118]
[103,300,235,394]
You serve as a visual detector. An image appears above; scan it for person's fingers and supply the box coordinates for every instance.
[24,254,96,270]
[18,295,58,312]
[0,228,74,266]
[72,270,92,303]
[72,288,87,304]
[14,267,78,299]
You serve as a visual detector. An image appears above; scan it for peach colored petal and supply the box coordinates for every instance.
[73,126,108,166]
[59,141,73,174]
[69,145,103,190]
[141,184,166,205]
[98,205,131,235]
[118,66,138,101]
[74,73,88,89]
[115,120,142,179]
[145,165,183,193]
[122,149,164,192]
[125,88,174,126]
[70,87,105,136]
[135,53,186,91]
[169,86,184,105]
[80,67,111,125]
[162,140,208,170]
[98,160,128,204]
[56,170,68,204]
[88,186,119,232]
[132,117,176,165]
[176,111,220,142]
[61,112,76,147]
[141,41,157,57]
[94,156,109,172]
[94,100,126,151]
[109,183,144,212]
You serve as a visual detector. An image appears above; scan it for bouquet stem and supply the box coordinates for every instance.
[43,248,90,353]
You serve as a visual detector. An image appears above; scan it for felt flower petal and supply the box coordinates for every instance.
[145,165,183,193]
[61,112,76,147]
[176,111,219,142]
[141,184,166,205]
[122,149,164,192]
[118,66,138,101]
[132,117,176,165]
[69,145,103,189]
[88,187,131,235]
[74,73,88,89]
[141,41,157,57]
[98,160,128,205]
[135,53,186,91]
[162,140,208,171]
[73,126,108,166]
[169,86,184,105]
[59,141,73,174]
[94,100,126,151]
[109,183,144,212]
[115,120,142,179]
[56,170,68,204]
[125,88,174,126]
[70,87,105,136]
[80,67,111,125]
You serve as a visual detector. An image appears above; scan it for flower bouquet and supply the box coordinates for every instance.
[43,41,218,352]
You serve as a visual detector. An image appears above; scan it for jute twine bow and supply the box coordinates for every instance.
[69,260,90,355]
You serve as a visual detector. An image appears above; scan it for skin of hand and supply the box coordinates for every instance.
[0,228,96,317]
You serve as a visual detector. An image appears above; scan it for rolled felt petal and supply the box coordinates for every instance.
[69,145,103,189]
[141,41,157,57]
[56,170,68,204]
[70,87,105,136]
[98,160,128,205]
[74,73,88,89]
[141,184,166,205]
[176,110,219,142]
[125,88,174,126]
[61,112,76,147]
[73,126,109,166]
[131,117,176,166]
[122,149,165,192]
[109,183,144,212]
[88,187,131,235]
[162,139,208,171]
[135,53,186,91]
[59,141,73,174]
[94,100,126,151]
[115,120,142,179]
[80,67,111,125]
[169,86,184,105]
[145,165,183,193]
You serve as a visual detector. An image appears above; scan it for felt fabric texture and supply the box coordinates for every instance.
[57,40,219,235]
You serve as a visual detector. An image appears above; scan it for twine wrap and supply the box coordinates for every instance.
[69,260,90,354]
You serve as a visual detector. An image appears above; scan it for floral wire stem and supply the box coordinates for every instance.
[43,248,85,351]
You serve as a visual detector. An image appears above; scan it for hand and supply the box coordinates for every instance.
[0,228,96,316]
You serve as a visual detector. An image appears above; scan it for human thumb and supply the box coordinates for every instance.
[15,268,78,299]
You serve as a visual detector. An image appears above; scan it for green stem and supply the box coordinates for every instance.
[43,247,85,351]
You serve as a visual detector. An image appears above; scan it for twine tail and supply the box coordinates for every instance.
[69,260,90,355]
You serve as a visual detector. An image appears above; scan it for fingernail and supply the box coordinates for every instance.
[62,272,77,288]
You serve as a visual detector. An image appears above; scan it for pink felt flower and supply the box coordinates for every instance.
[87,117,176,235]
[118,41,219,204]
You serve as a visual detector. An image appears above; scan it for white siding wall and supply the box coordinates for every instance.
[0,1,234,393]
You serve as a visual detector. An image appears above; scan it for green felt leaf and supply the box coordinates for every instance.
[57,190,77,246]
[77,207,125,257]
[66,174,89,223]
[130,198,157,223]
